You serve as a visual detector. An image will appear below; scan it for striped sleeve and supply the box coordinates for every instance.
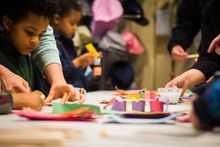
[0,93,13,114]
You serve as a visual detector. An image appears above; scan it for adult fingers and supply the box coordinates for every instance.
[44,90,55,103]
[61,92,71,104]
[208,35,220,53]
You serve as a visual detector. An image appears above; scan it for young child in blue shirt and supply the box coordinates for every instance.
[50,0,99,88]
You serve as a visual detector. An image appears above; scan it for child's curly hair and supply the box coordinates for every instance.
[56,0,81,17]
[0,0,58,23]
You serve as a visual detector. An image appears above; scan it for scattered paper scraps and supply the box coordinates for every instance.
[13,107,96,121]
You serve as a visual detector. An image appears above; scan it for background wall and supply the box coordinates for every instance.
[119,0,197,90]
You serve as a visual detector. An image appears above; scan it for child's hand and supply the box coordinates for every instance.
[12,90,45,111]
[44,84,85,104]
[73,52,101,68]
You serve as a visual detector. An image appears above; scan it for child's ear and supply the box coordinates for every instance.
[53,14,61,25]
[3,15,13,31]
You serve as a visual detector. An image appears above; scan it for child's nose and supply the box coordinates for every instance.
[30,37,40,47]
[73,25,78,32]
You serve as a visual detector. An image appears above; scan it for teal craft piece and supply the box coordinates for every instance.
[100,108,119,114]
[52,103,101,114]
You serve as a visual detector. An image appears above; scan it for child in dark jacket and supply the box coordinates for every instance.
[51,0,100,88]
[191,76,220,130]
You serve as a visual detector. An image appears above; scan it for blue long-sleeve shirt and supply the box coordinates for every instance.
[54,32,85,88]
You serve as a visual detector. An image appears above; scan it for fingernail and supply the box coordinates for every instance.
[40,94,46,100]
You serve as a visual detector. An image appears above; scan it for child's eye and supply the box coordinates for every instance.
[25,30,35,36]
[71,22,78,26]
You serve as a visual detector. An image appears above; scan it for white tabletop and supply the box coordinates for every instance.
[0,91,220,147]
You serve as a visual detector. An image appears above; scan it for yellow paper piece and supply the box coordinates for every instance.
[127,93,141,99]
[85,43,98,55]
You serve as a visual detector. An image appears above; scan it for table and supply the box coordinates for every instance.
[0,91,220,147]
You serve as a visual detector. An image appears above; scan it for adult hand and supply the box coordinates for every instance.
[166,69,205,95]
[171,45,188,62]
[0,65,31,92]
[165,74,190,95]
[207,34,220,55]
[44,83,85,104]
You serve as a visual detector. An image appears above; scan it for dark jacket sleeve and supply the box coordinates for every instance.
[191,0,220,80]
[167,0,202,54]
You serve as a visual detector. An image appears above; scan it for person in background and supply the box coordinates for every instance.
[168,0,209,62]
[51,0,99,88]
[166,0,220,93]
[0,0,83,105]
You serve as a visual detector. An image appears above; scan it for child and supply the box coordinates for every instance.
[51,0,99,88]
[0,0,82,105]
[191,78,220,130]
[0,0,58,90]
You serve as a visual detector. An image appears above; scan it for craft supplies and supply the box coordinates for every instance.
[52,103,100,114]
[150,100,164,112]
[158,87,182,104]
[85,43,100,57]
[13,107,96,121]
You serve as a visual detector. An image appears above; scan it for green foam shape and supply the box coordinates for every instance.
[52,103,101,114]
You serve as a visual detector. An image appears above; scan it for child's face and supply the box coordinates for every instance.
[5,13,49,55]
[55,10,81,39]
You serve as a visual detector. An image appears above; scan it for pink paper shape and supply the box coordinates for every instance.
[150,100,163,112]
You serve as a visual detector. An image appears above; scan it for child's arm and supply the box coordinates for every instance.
[12,91,45,111]
[32,26,83,103]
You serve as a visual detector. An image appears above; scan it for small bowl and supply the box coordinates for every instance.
[158,87,182,104]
